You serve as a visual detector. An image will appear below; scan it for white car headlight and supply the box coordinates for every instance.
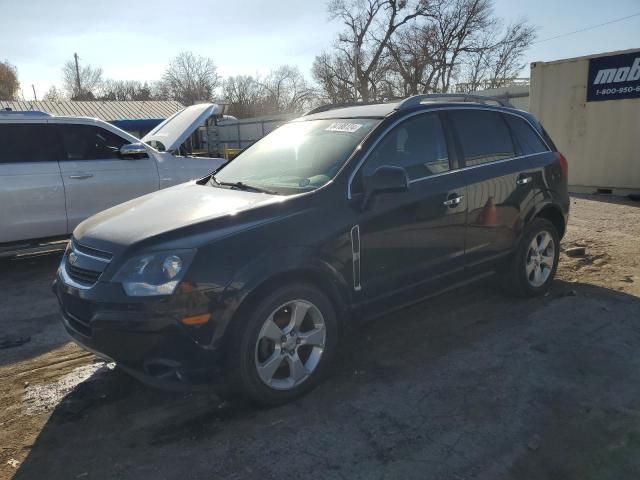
[113,249,196,296]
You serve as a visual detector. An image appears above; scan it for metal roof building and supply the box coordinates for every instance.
[0,100,184,121]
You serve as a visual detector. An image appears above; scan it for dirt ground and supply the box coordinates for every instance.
[1,194,639,480]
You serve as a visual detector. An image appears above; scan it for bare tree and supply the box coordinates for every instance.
[312,51,358,104]
[258,66,316,113]
[62,56,103,100]
[428,0,495,93]
[0,60,20,100]
[327,0,432,102]
[42,85,64,101]
[99,80,153,101]
[223,75,265,118]
[484,21,535,88]
[148,81,171,101]
[386,22,441,96]
[159,52,220,105]
[456,19,535,92]
[224,67,317,118]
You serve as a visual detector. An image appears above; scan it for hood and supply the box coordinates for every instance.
[73,183,281,253]
[141,103,220,152]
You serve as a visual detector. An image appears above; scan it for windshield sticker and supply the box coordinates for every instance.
[325,122,364,133]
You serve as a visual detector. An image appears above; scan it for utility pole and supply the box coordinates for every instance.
[31,84,37,101]
[74,52,82,96]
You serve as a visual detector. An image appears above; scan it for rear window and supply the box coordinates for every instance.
[449,110,515,167]
[0,124,53,163]
[503,115,549,155]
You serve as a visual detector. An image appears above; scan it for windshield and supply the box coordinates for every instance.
[213,118,379,195]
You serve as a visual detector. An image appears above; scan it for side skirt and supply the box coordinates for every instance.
[356,270,496,322]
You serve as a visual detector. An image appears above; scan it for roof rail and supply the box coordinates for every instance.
[304,101,385,116]
[395,93,513,110]
[0,108,52,117]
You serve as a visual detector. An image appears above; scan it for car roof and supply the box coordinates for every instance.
[301,102,401,120]
[300,96,528,122]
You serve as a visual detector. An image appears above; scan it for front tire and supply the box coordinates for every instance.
[226,284,338,405]
[501,218,560,297]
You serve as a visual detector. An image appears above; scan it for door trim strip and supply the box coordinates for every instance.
[350,224,361,292]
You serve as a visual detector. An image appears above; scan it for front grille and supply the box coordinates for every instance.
[66,263,102,286]
[62,238,113,288]
[73,241,113,261]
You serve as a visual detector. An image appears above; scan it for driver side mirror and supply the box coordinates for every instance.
[119,143,148,159]
[361,165,410,209]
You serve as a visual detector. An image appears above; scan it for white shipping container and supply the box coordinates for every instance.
[530,48,640,194]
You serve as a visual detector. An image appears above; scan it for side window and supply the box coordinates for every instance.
[363,113,450,180]
[503,115,549,155]
[449,110,515,167]
[0,124,54,163]
[54,124,128,160]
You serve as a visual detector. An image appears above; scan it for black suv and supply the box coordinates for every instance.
[54,95,569,405]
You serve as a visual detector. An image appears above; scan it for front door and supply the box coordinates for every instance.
[53,123,159,231]
[352,112,467,306]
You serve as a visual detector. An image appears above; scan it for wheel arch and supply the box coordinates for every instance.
[533,203,567,239]
[224,260,353,345]
[523,194,567,240]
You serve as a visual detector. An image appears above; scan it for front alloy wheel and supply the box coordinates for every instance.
[227,284,338,405]
[255,300,326,390]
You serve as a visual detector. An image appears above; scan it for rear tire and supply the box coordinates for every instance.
[225,283,338,406]
[501,218,560,297]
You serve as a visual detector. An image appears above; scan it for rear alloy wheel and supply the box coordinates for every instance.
[228,284,338,405]
[525,231,556,288]
[501,218,560,297]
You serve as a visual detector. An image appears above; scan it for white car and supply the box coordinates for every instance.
[0,103,226,256]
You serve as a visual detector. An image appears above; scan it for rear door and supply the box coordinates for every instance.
[353,112,467,305]
[0,122,67,243]
[53,122,159,231]
[448,109,537,269]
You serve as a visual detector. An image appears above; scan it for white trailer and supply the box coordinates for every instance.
[529,48,640,196]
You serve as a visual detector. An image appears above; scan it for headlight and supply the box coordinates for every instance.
[112,249,196,296]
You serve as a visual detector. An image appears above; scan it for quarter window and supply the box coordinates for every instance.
[503,115,549,155]
[0,124,54,163]
[52,125,128,160]
[363,113,450,180]
[449,110,515,166]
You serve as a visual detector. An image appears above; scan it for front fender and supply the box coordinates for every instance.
[211,245,350,346]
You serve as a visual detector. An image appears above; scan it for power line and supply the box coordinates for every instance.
[533,12,640,45]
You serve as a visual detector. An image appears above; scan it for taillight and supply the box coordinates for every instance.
[556,152,568,179]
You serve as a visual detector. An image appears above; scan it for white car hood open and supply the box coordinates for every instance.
[141,103,220,153]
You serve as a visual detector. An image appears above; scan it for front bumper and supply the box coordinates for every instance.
[53,275,228,390]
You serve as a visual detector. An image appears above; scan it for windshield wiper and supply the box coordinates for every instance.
[210,176,277,195]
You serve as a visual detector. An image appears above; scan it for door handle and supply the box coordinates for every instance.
[443,194,464,207]
[68,174,94,180]
[516,176,532,185]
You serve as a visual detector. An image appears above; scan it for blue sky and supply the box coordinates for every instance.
[3,0,639,100]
